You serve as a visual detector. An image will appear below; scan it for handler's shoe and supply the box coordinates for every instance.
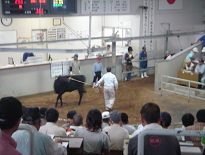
[141,74,144,78]
[144,72,149,77]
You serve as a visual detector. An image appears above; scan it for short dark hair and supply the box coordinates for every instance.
[160,112,172,128]
[23,106,41,125]
[73,113,83,126]
[182,113,195,127]
[46,108,59,122]
[86,109,102,131]
[102,118,110,123]
[128,46,133,52]
[106,66,111,72]
[107,45,110,48]
[0,97,23,130]
[40,107,48,119]
[121,113,129,124]
[140,102,160,124]
[142,46,146,50]
[196,109,205,122]
[67,110,77,119]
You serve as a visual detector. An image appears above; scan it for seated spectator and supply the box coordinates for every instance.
[102,111,111,129]
[0,97,23,155]
[182,113,195,129]
[186,109,205,142]
[121,112,136,135]
[103,110,129,151]
[70,113,83,131]
[178,113,195,141]
[23,52,34,62]
[74,109,110,154]
[164,51,174,60]
[195,59,205,88]
[160,111,172,129]
[181,59,195,72]
[62,110,77,131]
[39,107,48,126]
[128,102,181,155]
[131,124,144,138]
[39,108,66,137]
[12,106,67,155]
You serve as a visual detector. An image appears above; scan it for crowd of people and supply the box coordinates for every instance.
[181,47,205,88]
[1,96,205,155]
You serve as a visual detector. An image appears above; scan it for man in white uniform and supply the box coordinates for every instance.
[95,66,118,111]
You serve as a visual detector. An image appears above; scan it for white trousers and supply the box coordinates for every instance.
[104,86,115,110]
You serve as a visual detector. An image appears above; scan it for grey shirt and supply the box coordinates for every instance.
[122,124,136,135]
[74,127,110,154]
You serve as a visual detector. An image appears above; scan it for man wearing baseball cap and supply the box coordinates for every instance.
[70,53,80,75]
[102,111,111,129]
[92,57,103,86]
[0,96,23,155]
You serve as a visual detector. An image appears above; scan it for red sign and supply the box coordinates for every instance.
[30,0,46,3]
[15,0,24,4]
[36,9,44,14]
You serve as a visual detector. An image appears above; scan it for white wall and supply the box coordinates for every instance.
[153,0,204,58]
[0,15,140,66]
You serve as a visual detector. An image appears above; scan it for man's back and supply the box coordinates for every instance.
[39,122,66,137]
[12,125,67,155]
[103,124,129,150]
[128,134,181,155]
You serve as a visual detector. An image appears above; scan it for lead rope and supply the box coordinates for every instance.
[68,77,100,93]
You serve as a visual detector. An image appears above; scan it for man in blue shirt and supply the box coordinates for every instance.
[92,57,103,86]
[139,46,148,78]
[95,66,118,111]
[23,52,34,61]
[196,35,205,49]
[195,59,205,88]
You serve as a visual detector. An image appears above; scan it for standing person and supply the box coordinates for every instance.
[92,57,103,86]
[70,53,80,75]
[0,97,23,155]
[95,66,118,111]
[125,46,137,81]
[195,35,205,49]
[139,46,148,78]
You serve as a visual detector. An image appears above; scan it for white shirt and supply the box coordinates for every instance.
[95,72,118,89]
[132,123,162,138]
[12,124,67,155]
[39,122,67,137]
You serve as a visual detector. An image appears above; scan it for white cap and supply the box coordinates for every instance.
[102,111,110,119]
[202,47,205,53]
[186,59,191,63]
[193,47,199,53]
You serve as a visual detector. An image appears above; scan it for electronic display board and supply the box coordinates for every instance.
[1,0,77,15]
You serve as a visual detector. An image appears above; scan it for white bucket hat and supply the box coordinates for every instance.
[202,47,205,53]
[192,47,199,53]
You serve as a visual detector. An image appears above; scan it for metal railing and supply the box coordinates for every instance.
[121,57,163,80]
[161,75,205,102]
[18,124,34,155]
[138,129,205,155]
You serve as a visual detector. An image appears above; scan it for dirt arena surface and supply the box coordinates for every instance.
[18,75,205,126]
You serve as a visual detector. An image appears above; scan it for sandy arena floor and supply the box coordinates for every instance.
[18,75,205,126]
